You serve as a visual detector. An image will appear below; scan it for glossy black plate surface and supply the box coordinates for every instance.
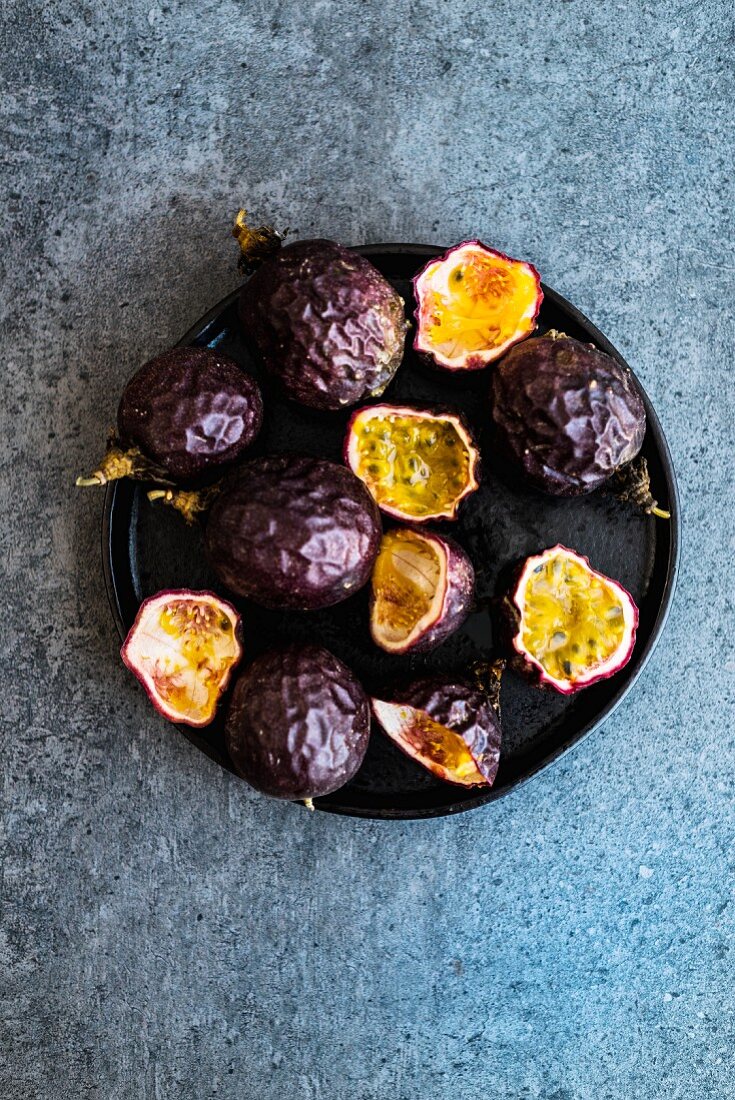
[103,244,679,819]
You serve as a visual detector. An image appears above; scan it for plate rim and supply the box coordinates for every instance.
[102,242,681,820]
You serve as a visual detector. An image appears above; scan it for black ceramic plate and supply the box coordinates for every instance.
[103,244,679,819]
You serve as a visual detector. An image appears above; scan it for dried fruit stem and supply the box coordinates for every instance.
[611,456,670,519]
[232,209,285,270]
[147,484,222,524]
[472,659,506,715]
[303,798,315,812]
[76,442,171,488]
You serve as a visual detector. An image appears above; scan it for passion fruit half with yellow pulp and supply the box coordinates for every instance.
[504,545,638,695]
[372,669,502,788]
[121,590,243,727]
[413,240,542,371]
[370,528,474,654]
[344,403,480,522]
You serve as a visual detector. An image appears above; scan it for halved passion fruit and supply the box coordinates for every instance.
[370,528,474,654]
[344,404,480,522]
[413,240,542,371]
[121,590,243,727]
[504,545,638,694]
[371,669,502,787]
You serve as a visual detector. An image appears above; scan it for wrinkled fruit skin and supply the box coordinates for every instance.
[377,677,502,787]
[489,335,646,496]
[225,644,370,799]
[118,346,263,481]
[239,240,409,410]
[205,454,382,609]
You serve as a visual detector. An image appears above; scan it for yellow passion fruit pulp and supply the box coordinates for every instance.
[345,404,479,522]
[509,546,638,694]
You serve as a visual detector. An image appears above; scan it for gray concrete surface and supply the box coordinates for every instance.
[1,2,733,1097]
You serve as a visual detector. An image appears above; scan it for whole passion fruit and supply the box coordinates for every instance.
[370,528,474,655]
[413,240,542,371]
[225,644,370,800]
[344,403,480,522]
[121,589,243,727]
[77,347,263,488]
[503,544,638,694]
[372,667,503,787]
[204,455,382,610]
[238,235,409,411]
[490,333,646,497]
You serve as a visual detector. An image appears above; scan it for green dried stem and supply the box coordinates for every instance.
[232,208,285,271]
[611,456,670,519]
[76,440,171,488]
[146,483,222,524]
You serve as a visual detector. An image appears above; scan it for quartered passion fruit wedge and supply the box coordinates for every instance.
[344,404,480,522]
[504,545,638,694]
[371,668,503,788]
[77,346,263,488]
[225,644,371,801]
[370,528,474,654]
[413,240,542,371]
[121,590,243,727]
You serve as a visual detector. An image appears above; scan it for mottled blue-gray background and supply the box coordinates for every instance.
[1,2,733,1097]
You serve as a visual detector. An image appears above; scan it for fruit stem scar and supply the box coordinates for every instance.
[471,659,505,714]
[76,441,172,488]
[232,208,286,269]
[147,484,221,525]
[610,456,669,520]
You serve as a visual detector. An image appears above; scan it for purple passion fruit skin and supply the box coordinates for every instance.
[117,346,263,482]
[413,536,475,652]
[204,454,382,610]
[225,644,371,800]
[489,334,646,496]
[238,239,409,411]
[371,676,502,788]
[369,528,475,655]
